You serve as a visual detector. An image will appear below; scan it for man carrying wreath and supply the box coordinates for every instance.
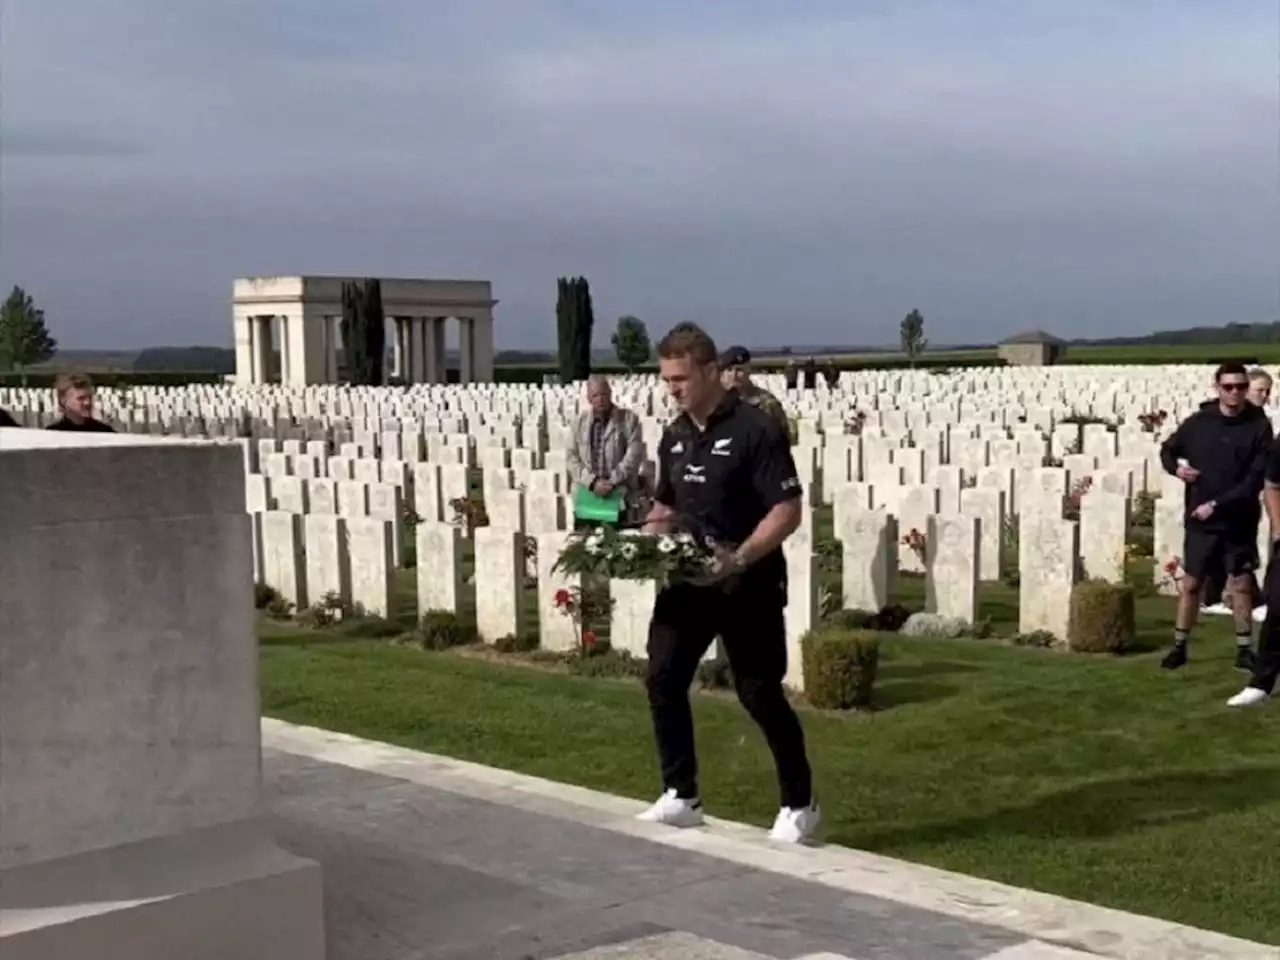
[637,322,819,844]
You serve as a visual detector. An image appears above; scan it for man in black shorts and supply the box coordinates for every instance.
[1159,362,1272,670]
[637,322,818,844]
[1229,431,1280,707]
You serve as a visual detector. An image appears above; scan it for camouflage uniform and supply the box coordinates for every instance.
[739,385,791,439]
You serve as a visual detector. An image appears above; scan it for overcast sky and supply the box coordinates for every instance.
[2,1,1277,351]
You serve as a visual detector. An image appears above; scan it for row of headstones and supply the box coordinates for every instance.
[253,495,1099,681]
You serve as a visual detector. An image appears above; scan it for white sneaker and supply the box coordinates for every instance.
[1201,603,1232,616]
[1254,605,1269,623]
[1227,687,1270,708]
[636,789,704,828]
[768,803,821,844]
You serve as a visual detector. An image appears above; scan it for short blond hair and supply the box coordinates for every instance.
[54,372,94,401]
[656,322,718,366]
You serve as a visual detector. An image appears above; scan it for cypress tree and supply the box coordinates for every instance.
[570,277,595,381]
[340,281,365,383]
[555,276,574,382]
[362,278,386,386]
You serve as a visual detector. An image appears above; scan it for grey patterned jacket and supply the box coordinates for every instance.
[566,405,645,494]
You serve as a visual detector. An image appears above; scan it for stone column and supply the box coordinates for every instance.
[234,314,254,385]
[277,315,292,385]
[323,315,339,382]
[426,317,446,384]
[471,311,495,382]
[409,317,427,383]
[458,316,475,384]
[252,316,274,384]
[391,318,407,380]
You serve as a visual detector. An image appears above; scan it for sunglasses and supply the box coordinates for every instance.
[1219,382,1249,392]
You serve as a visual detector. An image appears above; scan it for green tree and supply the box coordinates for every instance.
[0,286,57,382]
[555,276,596,382]
[899,309,928,365]
[339,279,387,385]
[610,315,651,371]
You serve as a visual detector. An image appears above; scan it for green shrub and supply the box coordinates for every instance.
[1011,630,1057,648]
[821,608,878,630]
[419,610,477,650]
[696,660,733,690]
[801,628,879,710]
[571,648,645,680]
[255,582,282,610]
[1067,580,1135,653]
[335,616,403,639]
[493,632,539,653]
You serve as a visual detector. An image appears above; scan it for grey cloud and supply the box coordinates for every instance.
[1,1,1276,349]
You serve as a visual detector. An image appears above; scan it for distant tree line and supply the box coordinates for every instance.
[1076,321,1280,347]
[134,346,235,373]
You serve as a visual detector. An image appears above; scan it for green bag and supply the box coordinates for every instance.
[573,486,624,523]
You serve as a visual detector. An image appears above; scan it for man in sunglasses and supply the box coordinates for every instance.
[1159,362,1273,671]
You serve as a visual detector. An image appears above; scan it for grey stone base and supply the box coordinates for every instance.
[0,819,324,960]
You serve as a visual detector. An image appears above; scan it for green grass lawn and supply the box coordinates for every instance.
[261,527,1280,944]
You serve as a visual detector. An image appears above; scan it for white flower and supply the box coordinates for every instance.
[618,541,638,560]
[657,535,677,554]
[585,532,606,555]
[674,531,695,545]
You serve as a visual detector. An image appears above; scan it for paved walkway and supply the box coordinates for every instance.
[262,720,1278,960]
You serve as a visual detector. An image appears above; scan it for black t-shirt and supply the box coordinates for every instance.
[1265,438,1280,486]
[46,416,116,433]
[0,407,18,428]
[654,391,802,583]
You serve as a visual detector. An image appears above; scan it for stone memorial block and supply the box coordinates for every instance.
[1019,517,1080,641]
[336,480,369,518]
[473,527,527,641]
[783,533,818,691]
[367,481,405,567]
[1080,489,1129,583]
[534,532,581,652]
[837,510,898,611]
[896,485,939,572]
[412,462,443,522]
[327,455,355,480]
[262,451,291,478]
[1153,499,1184,595]
[526,488,565,534]
[346,517,395,617]
[353,458,381,485]
[245,473,270,513]
[417,522,465,615]
[488,488,526,532]
[440,463,470,508]
[960,487,1005,581]
[306,478,337,515]
[0,435,323,959]
[932,464,964,515]
[262,510,306,607]
[610,578,655,658]
[304,513,350,605]
[831,482,873,535]
[926,514,980,623]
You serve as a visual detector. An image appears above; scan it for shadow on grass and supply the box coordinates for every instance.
[872,660,981,708]
[858,767,1280,849]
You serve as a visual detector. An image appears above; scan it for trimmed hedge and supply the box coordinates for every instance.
[0,371,227,388]
[1067,580,1135,654]
[801,628,880,709]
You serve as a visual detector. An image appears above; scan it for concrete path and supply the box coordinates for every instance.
[262,719,1277,960]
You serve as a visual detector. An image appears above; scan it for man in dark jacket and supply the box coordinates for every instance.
[46,373,115,433]
[1159,362,1273,670]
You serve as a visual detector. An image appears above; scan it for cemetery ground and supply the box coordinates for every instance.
[258,504,1280,947]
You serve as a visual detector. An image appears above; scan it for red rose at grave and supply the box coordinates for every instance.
[1163,558,1179,574]
[554,589,570,607]
[582,631,597,649]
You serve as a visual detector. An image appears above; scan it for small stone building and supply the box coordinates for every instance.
[997,330,1067,366]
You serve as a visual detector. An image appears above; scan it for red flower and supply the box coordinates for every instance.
[553,589,570,607]
[1163,558,1180,574]
[582,630,597,649]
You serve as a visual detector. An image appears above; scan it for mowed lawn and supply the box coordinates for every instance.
[261,569,1280,945]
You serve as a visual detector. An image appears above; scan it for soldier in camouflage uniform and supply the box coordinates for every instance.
[719,345,792,439]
